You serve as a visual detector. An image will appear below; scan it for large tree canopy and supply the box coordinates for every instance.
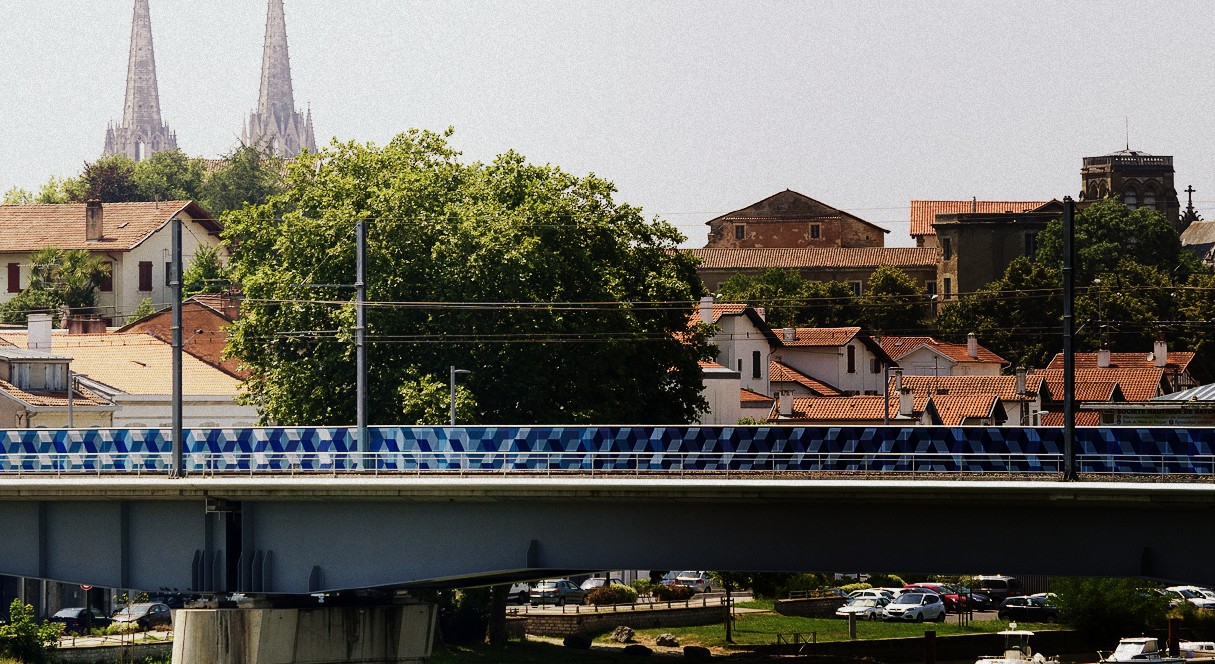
[225,130,711,426]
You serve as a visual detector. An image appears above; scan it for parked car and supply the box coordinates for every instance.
[997,596,1058,622]
[848,588,894,601]
[884,592,947,622]
[963,590,995,611]
[111,602,173,630]
[659,571,681,587]
[48,607,112,634]
[674,571,713,593]
[580,577,625,591]
[506,583,530,604]
[836,597,890,621]
[904,583,964,612]
[973,575,1023,602]
[1165,586,1215,609]
[530,579,588,606]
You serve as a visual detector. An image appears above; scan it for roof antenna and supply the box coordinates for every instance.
[1125,117,1130,151]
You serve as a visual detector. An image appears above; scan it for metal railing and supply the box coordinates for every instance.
[5,450,1215,480]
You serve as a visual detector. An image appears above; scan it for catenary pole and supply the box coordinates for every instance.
[171,215,184,478]
[1063,197,1076,480]
[356,218,368,470]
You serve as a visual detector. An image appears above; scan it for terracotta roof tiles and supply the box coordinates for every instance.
[687,247,937,270]
[890,375,1040,402]
[769,360,844,396]
[0,201,218,252]
[740,388,774,404]
[780,327,861,347]
[1034,368,1165,402]
[879,336,1007,364]
[930,394,1001,426]
[909,200,1049,238]
[1039,411,1102,427]
[1045,352,1195,373]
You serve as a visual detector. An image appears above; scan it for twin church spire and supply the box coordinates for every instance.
[104,0,314,161]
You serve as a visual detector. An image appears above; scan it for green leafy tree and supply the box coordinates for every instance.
[1036,198,1202,281]
[201,143,285,217]
[398,368,478,425]
[132,148,206,202]
[0,599,62,664]
[1178,271,1215,362]
[935,256,1063,369]
[34,176,84,204]
[2,187,33,204]
[126,297,157,324]
[225,129,711,426]
[861,265,930,334]
[1052,577,1167,643]
[80,154,139,202]
[182,245,229,296]
[717,268,810,328]
[1,249,111,324]
[802,280,863,328]
[1076,261,1181,352]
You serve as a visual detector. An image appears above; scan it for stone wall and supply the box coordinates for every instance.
[55,641,172,663]
[774,596,846,618]
[525,605,728,637]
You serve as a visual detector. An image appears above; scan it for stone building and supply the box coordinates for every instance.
[103,0,177,161]
[689,247,937,295]
[909,200,1048,249]
[705,190,887,249]
[242,0,317,157]
[931,202,1061,300]
[1078,149,1180,229]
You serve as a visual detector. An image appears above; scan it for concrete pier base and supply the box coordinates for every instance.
[172,604,436,664]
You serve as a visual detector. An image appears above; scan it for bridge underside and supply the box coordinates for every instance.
[0,478,1212,594]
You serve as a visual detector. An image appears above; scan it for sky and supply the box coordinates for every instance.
[3,1,1215,248]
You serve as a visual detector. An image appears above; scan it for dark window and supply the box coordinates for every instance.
[942,238,952,260]
[734,225,745,240]
[870,358,881,374]
[925,281,937,297]
[752,351,761,379]
[847,345,856,374]
[99,262,113,292]
[1025,232,1038,257]
[849,281,862,297]
[944,277,952,300]
[810,224,821,239]
[138,261,153,292]
[165,262,173,287]
[6,263,18,293]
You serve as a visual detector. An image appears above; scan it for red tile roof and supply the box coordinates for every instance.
[890,375,1041,402]
[741,388,775,404]
[1039,411,1102,427]
[879,336,1007,365]
[770,360,844,396]
[0,380,110,408]
[0,201,219,252]
[774,393,931,422]
[909,200,1049,238]
[779,327,861,347]
[699,360,729,370]
[1033,368,1166,402]
[687,247,937,270]
[930,394,1001,426]
[1045,352,1195,373]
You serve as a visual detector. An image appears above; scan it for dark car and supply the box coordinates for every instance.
[975,575,1023,602]
[111,602,172,630]
[997,595,1058,622]
[48,607,112,634]
[963,590,995,611]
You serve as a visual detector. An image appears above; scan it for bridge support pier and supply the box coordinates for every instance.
[171,603,437,664]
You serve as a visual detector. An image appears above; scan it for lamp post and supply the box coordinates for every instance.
[449,366,471,426]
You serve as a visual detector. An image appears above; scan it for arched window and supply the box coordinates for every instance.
[1124,188,1138,209]
[1143,186,1157,208]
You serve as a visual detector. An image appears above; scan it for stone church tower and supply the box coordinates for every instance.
[1079,149,1182,229]
[242,0,316,158]
[103,0,178,161]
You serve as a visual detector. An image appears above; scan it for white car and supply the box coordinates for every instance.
[674,571,713,593]
[848,588,894,601]
[883,592,947,622]
[836,597,890,621]
[1165,586,1215,609]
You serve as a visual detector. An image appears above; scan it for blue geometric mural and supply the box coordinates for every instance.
[0,426,1211,477]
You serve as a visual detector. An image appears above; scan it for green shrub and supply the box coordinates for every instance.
[586,584,639,606]
[653,585,696,602]
[632,579,656,596]
[838,582,872,593]
[0,599,62,664]
[866,574,905,588]
[1053,578,1168,643]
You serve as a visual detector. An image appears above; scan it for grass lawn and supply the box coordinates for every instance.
[611,614,1057,650]
[432,641,626,663]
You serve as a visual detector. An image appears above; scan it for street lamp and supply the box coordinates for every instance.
[449,366,471,426]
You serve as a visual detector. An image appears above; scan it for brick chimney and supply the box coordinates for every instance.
[699,296,714,324]
[783,327,796,343]
[27,313,52,350]
[1015,367,1026,396]
[85,200,103,241]
[967,332,979,359]
[1154,338,1168,368]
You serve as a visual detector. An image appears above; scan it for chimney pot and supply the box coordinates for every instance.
[85,200,103,241]
[967,332,979,359]
[1097,348,1111,368]
[1154,338,1168,367]
[899,388,914,417]
[778,391,794,417]
[1015,367,1027,395]
[698,296,714,325]
[783,327,796,343]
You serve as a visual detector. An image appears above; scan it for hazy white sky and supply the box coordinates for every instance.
[2,1,1214,247]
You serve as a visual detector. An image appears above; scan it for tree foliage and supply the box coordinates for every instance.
[715,268,864,329]
[132,148,206,202]
[182,245,229,296]
[225,130,711,426]
[0,249,110,324]
[1052,577,1168,643]
[2,187,33,205]
[398,368,477,425]
[201,143,284,217]
[0,599,62,664]
[126,297,157,325]
[861,265,929,335]
[80,154,139,202]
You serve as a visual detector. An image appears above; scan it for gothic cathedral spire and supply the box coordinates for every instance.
[104,0,177,161]
[243,0,316,158]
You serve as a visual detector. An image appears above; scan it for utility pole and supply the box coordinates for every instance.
[1062,197,1076,480]
[171,215,184,478]
[356,219,368,470]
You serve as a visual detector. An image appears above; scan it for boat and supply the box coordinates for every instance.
[1098,637,1185,663]
[1180,641,1215,659]
[976,628,1058,664]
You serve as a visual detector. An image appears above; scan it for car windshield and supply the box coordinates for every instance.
[677,572,698,578]
[52,608,82,618]
[114,604,154,617]
[894,594,921,604]
[849,599,876,607]
[536,582,559,589]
